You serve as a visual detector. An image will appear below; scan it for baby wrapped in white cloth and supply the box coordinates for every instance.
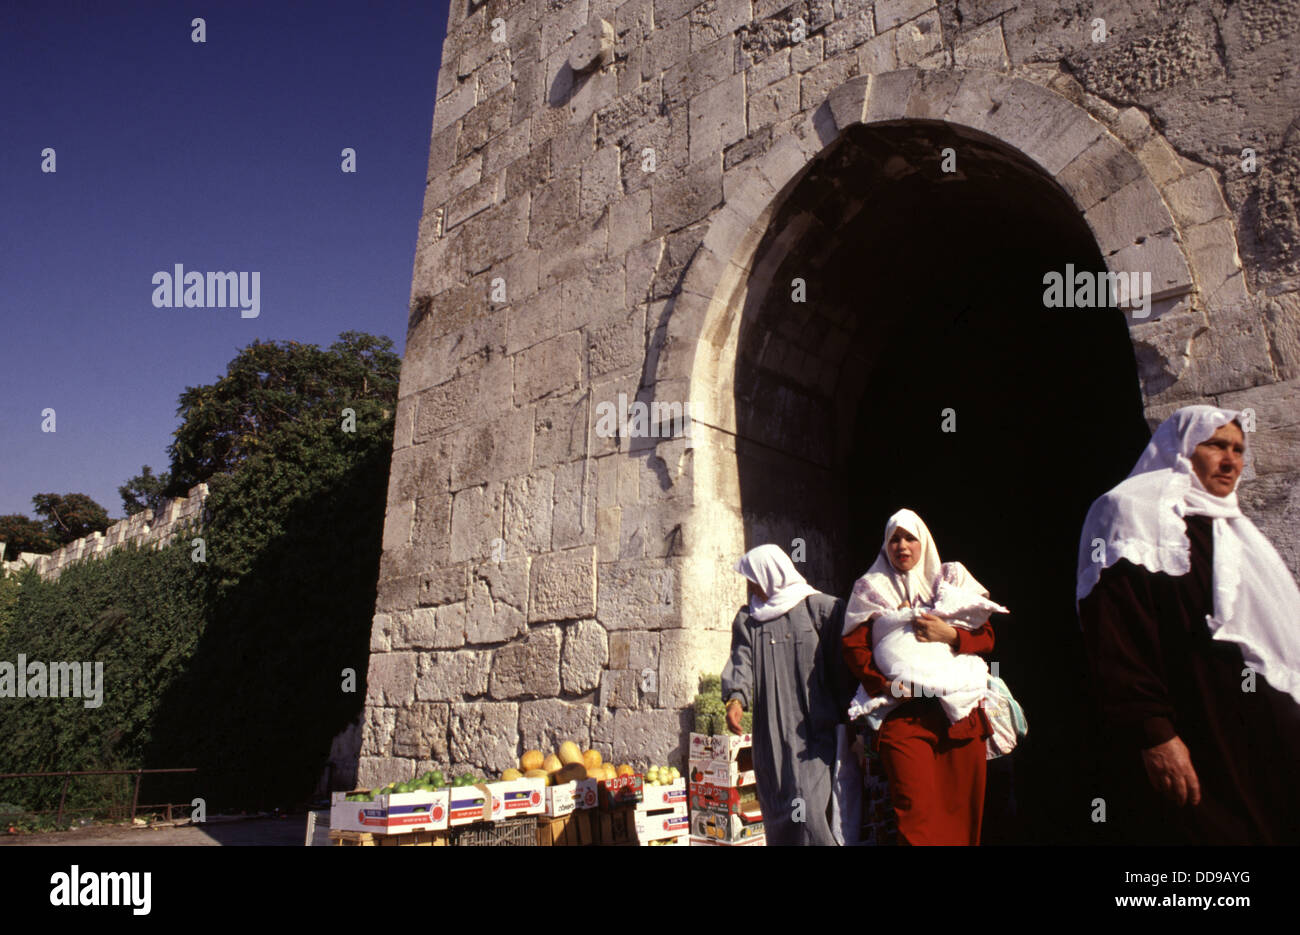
[844,509,1009,727]
[870,578,1008,723]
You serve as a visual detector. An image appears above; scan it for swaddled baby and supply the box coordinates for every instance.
[870,579,1009,723]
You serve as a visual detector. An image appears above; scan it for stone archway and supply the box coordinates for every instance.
[656,67,1251,843]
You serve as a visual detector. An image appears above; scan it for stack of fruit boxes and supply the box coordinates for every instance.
[634,776,688,845]
[687,733,766,846]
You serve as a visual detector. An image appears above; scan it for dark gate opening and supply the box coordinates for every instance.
[732,121,1151,843]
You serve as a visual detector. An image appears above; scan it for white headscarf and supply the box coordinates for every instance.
[734,544,819,621]
[1077,404,1300,706]
[843,508,987,635]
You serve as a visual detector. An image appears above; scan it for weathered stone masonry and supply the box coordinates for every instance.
[356,0,1300,788]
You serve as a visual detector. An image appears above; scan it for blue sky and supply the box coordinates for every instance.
[0,0,448,518]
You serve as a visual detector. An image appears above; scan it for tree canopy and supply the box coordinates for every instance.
[119,465,172,517]
[30,493,111,545]
[0,514,57,557]
[165,330,401,494]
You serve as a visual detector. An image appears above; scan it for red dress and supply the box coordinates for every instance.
[843,620,994,845]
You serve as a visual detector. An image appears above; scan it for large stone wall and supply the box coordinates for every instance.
[359,0,1300,789]
[1,484,209,581]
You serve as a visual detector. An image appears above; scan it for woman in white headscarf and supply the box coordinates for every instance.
[1077,404,1300,844]
[721,544,856,845]
[841,509,1004,845]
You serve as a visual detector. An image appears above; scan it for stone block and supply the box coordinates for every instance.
[449,481,505,563]
[598,668,643,707]
[799,48,858,114]
[953,19,1008,69]
[607,187,654,258]
[449,702,520,773]
[529,546,597,621]
[1083,175,1178,257]
[534,391,590,467]
[561,618,610,693]
[1054,133,1144,212]
[689,71,747,164]
[393,702,451,760]
[515,331,584,404]
[415,650,492,702]
[505,470,556,554]
[607,629,660,671]
[894,9,941,67]
[357,756,413,789]
[749,71,802,131]
[490,625,562,698]
[1262,294,1300,382]
[366,652,418,706]
[519,699,596,752]
[826,73,870,130]
[580,144,622,217]
[663,33,736,108]
[651,156,724,235]
[553,458,598,550]
[1184,218,1244,304]
[416,562,468,608]
[587,302,645,379]
[382,499,414,552]
[360,704,397,757]
[529,175,582,246]
[398,606,467,650]
[596,559,679,629]
[1164,168,1229,230]
[449,407,536,490]
[465,557,530,643]
[591,708,692,765]
[689,0,752,50]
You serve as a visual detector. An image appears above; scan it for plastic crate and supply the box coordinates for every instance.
[449,815,538,846]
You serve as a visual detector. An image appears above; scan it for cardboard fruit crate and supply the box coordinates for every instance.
[329,788,450,834]
[449,815,538,846]
[634,803,689,843]
[329,829,448,846]
[536,809,598,846]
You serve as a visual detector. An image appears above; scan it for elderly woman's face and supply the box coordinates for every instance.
[1191,422,1245,497]
[887,529,921,572]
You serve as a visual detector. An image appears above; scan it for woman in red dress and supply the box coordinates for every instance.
[842,509,996,845]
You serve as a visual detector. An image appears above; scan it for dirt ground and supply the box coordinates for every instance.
[0,815,309,846]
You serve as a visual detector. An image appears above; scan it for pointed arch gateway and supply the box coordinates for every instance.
[659,68,1241,843]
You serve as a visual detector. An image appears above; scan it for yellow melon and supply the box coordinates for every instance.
[542,753,563,773]
[582,749,602,770]
[501,768,522,781]
[555,763,588,784]
[558,741,584,766]
[616,764,634,778]
[520,750,545,772]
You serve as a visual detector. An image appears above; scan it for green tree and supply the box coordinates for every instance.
[119,465,172,516]
[0,514,57,556]
[165,330,400,493]
[30,493,111,545]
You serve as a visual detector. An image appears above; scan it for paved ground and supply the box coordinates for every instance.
[0,815,309,846]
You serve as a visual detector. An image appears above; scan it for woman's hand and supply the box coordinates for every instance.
[914,612,959,647]
[1141,736,1202,807]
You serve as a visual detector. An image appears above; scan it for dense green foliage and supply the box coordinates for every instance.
[0,331,400,817]
[30,493,112,546]
[0,514,56,556]
[166,330,399,494]
[118,465,172,517]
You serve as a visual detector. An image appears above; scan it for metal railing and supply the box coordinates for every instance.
[0,768,197,825]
